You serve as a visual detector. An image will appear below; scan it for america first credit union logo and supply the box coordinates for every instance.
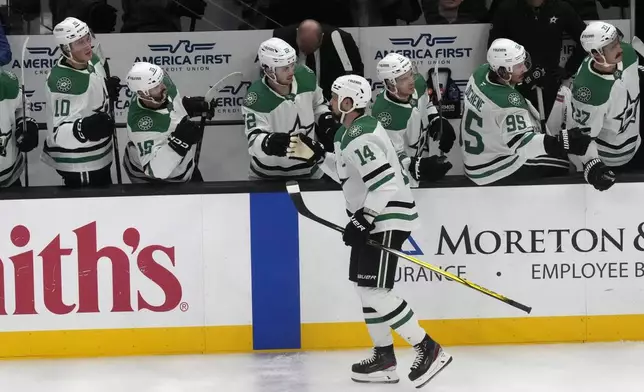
[136,40,232,72]
[376,33,473,66]
[12,46,60,74]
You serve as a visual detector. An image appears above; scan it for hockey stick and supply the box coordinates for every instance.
[20,37,29,187]
[92,33,122,184]
[286,181,532,314]
[195,71,244,168]
[632,36,644,57]
[431,61,444,157]
[536,86,547,133]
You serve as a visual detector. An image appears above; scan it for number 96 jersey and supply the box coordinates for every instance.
[460,64,549,185]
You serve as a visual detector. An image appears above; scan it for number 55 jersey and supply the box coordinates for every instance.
[460,64,554,185]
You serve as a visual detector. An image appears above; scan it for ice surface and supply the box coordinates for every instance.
[0,342,643,392]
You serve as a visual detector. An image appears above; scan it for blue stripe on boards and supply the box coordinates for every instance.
[249,192,301,350]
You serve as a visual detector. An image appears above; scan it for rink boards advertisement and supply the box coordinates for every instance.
[2,183,644,358]
[3,20,631,186]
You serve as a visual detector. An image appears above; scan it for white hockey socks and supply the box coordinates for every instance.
[363,306,394,347]
[357,286,426,346]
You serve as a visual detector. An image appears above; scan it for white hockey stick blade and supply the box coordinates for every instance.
[205,71,243,102]
[20,37,29,86]
[632,36,644,58]
[432,61,442,103]
[286,181,301,195]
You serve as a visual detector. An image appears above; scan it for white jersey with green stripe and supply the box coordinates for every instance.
[124,75,194,183]
[568,42,640,167]
[242,64,330,179]
[371,74,436,187]
[42,54,112,172]
[318,115,420,233]
[0,71,25,187]
[460,64,548,185]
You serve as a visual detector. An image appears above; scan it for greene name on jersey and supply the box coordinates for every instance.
[318,115,420,234]
[460,64,554,185]
[568,42,640,167]
[43,53,112,172]
[0,71,25,186]
[124,75,194,183]
[371,73,435,163]
[242,64,329,179]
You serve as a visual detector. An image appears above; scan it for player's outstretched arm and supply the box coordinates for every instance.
[242,105,289,158]
[287,134,340,182]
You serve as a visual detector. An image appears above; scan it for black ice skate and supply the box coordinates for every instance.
[351,344,400,384]
[408,335,452,388]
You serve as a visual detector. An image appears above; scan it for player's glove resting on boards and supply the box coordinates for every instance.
[343,209,375,247]
[584,158,616,191]
[427,115,456,153]
[182,96,214,119]
[72,112,114,143]
[168,117,203,156]
[261,133,290,157]
[15,117,39,152]
[543,127,592,156]
[287,134,326,164]
[409,155,453,182]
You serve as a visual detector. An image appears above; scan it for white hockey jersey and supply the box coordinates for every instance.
[568,42,640,167]
[370,74,437,187]
[242,64,329,179]
[124,74,194,183]
[460,64,552,185]
[318,115,420,233]
[42,53,112,173]
[0,71,25,187]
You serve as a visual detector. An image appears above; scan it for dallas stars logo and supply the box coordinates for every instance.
[377,112,392,127]
[56,77,72,93]
[244,92,258,106]
[138,116,154,131]
[409,98,417,108]
[287,114,315,137]
[575,87,592,103]
[614,91,640,134]
[348,125,362,137]
[508,92,523,107]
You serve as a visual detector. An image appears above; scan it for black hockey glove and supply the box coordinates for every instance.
[105,76,121,102]
[522,66,547,89]
[261,133,290,157]
[427,114,456,153]
[168,117,203,156]
[316,112,340,152]
[182,96,214,119]
[584,158,616,191]
[73,112,114,143]
[544,127,592,157]
[409,155,453,182]
[15,117,39,152]
[343,209,375,247]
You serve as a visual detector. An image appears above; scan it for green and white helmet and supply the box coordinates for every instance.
[580,21,619,54]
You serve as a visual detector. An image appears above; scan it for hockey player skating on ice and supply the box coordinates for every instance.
[42,17,120,187]
[460,38,593,186]
[566,21,641,191]
[371,53,455,186]
[242,37,338,179]
[286,74,451,388]
[123,62,213,183]
[0,70,39,187]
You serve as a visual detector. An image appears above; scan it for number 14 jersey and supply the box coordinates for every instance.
[460,64,549,185]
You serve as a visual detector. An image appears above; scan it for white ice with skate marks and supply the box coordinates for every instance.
[2,342,644,392]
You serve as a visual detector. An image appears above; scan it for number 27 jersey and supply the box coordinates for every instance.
[460,64,548,185]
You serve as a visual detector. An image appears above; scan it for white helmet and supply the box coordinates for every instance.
[54,17,90,47]
[258,37,296,71]
[126,62,165,102]
[331,75,371,114]
[581,21,619,54]
[487,38,531,75]
[376,53,414,84]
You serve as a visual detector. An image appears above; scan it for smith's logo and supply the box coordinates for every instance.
[27,47,59,56]
[389,34,457,47]
[148,41,216,54]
